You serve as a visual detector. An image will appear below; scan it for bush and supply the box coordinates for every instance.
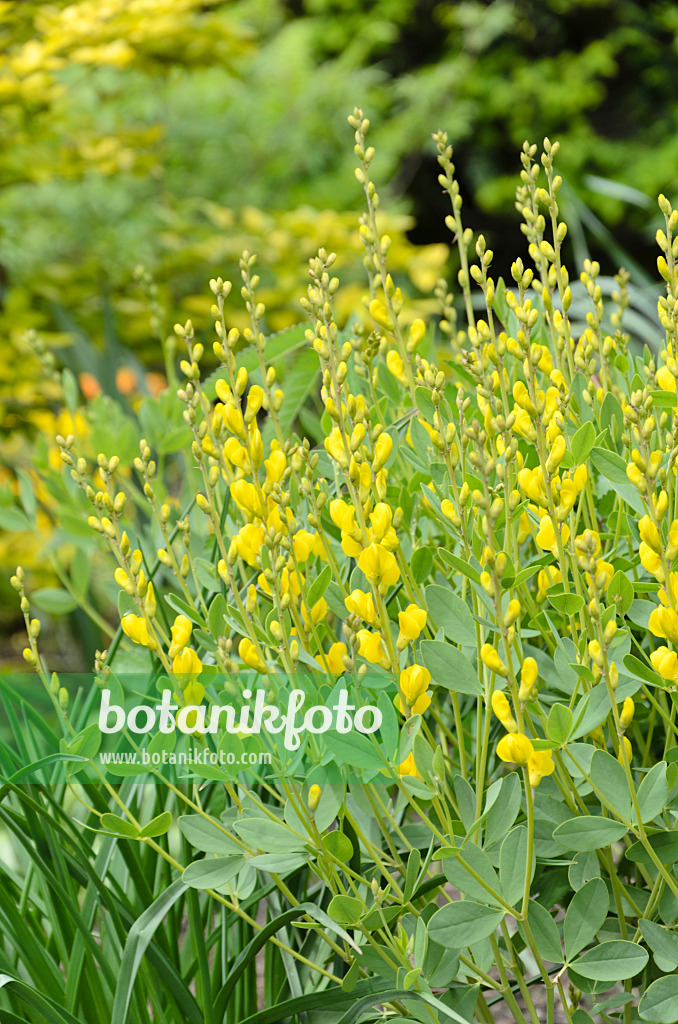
[4,111,678,1024]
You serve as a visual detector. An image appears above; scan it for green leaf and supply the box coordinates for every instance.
[0,506,30,531]
[328,895,363,925]
[428,900,505,948]
[31,587,79,615]
[484,772,522,848]
[626,831,678,865]
[111,880,199,1024]
[570,940,648,981]
[563,878,609,960]
[590,447,644,515]
[547,591,585,615]
[411,546,434,583]
[139,812,172,839]
[438,548,481,584]
[570,422,596,465]
[650,389,678,409]
[425,585,477,646]
[635,761,668,824]
[500,827,533,907]
[608,570,634,614]
[306,565,333,608]
[414,386,435,420]
[590,749,632,822]
[553,816,628,851]
[420,641,482,696]
[100,813,140,839]
[233,818,307,853]
[323,831,353,863]
[639,977,678,1023]
[639,919,678,969]
[547,703,573,745]
[183,856,244,889]
[623,653,662,686]
[325,728,385,772]
[208,593,227,637]
[442,842,504,908]
[520,901,563,963]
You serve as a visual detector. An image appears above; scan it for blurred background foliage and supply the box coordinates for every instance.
[1,0,677,643]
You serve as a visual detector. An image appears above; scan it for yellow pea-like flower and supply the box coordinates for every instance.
[639,515,662,553]
[121,613,154,649]
[182,681,205,707]
[373,431,393,470]
[264,449,287,483]
[344,589,377,625]
[239,638,267,673]
[480,643,508,677]
[369,502,393,542]
[496,732,534,766]
[619,696,635,730]
[231,480,266,519]
[399,664,431,707]
[535,516,570,555]
[528,750,555,788]
[386,349,408,385]
[369,299,393,330]
[169,614,193,657]
[308,784,322,812]
[318,642,347,675]
[650,645,678,681]
[491,690,517,732]
[649,606,678,646]
[173,647,202,680]
[397,603,427,644]
[357,629,387,665]
[409,319,426,348]
[358,543,400,588]
[519,656,539,701]
[398,751,420,780]
[618,736,633,764]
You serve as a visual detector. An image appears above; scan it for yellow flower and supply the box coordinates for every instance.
[344,589,377,625]
[308,784,322,812]
[649,606,678,645]
[173,647,202,680]
[496,732,534,766]
[169,614,193,658]
[370,298,393,330]
[301,597,327,628]
[121,614,155,649]
[324,427,348,467]
[356,629,388,665]
[409,318,426,348]
[619,696,635,730]
[399,664,431,708]
[330,498,356,534]
[528,750,555,787]
[518,657,539,702]
[318,642,347,674]
[234,523,266,567]
[358,543,400,589]
[639,515,662,553]
[239,638,267,673]
[640,542,663,578]
[441,498,461,527]
[618,736,633,763]
[650,645,678,681]
[231,480,266,519]
[369,502,393,543]
[398,751,420,779]
[386,349,408,385]
[559,466,587,513]
[535,516,570,555]
[265,449,287,483]
[537,565,562,600]
[491,690,517,732]
[373,432,393,470]
[182,681,205,707]
[518,466,547,505]
[397,604,427,646]
[481,643,508,677]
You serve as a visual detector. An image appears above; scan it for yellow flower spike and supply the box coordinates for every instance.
[397,603,427,645]
[650,645,678,681]
[619,696,635,730]
[649,606,678,645]
[491,690,517,732]
[238,638,267,673]
[528,750,555,788]
[172,647,202,680]
[319,642,347,675]
[480,643,508,677]
[399,664,431,707]
[519,656,539,702]
[496,732,534,766]
[373,432,393,471]
[618,736,633,764]
[121,614,155,649]
[358,543,400,589]
[398,751,421,780]
[639,515,662,553]
[308,784,322,813]
[344,589,378,625]
[357,629,388,665]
